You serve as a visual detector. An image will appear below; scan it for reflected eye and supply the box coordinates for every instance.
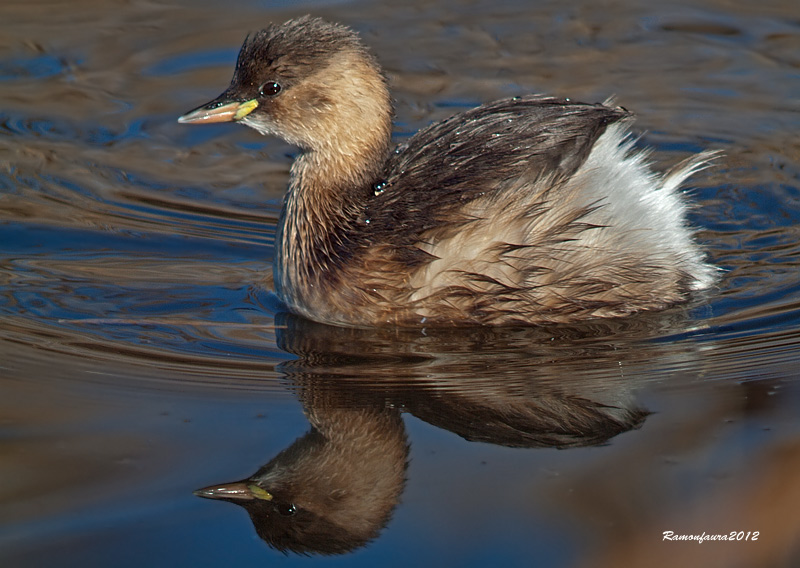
[259,81,282,97]
[275,502,297,516]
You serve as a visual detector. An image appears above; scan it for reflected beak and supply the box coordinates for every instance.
[194,481,273,501]
[178,98,259,124]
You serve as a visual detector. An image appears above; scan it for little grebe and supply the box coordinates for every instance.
[179,16,717,327]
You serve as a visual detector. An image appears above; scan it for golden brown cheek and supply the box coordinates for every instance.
[295,82,336,110]
[270,87,338,142]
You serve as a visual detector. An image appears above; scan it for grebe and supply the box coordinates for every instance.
[179,16,717,327]
[195,404,407,554]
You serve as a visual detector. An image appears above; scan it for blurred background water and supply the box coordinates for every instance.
[1,0,799,566]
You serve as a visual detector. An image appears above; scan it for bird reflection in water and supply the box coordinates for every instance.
[195,402,408,555]
[190,312,696,555]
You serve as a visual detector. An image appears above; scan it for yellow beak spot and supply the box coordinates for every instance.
[247,484,273,500]
[234,99,259,120]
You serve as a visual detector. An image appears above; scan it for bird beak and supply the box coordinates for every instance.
[178,98,259,124]
[194,481,272,501]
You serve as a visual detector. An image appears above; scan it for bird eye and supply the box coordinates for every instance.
[259,81,282,97]
[275,502,296,516]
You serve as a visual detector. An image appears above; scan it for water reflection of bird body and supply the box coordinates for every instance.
[179,16,716,327]
[193,314,689,555]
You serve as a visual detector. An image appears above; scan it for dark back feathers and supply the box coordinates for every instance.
[362,96,630,246]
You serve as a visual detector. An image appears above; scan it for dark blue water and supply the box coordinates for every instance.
[2,1,799,567]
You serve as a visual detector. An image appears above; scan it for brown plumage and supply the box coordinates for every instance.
[194,404,408,555]
[179,16,717,327]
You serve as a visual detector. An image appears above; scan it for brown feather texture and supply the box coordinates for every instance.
[179,16,718,327]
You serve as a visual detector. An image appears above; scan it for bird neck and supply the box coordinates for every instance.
[273,52,393,315]
[274,129,390,313]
